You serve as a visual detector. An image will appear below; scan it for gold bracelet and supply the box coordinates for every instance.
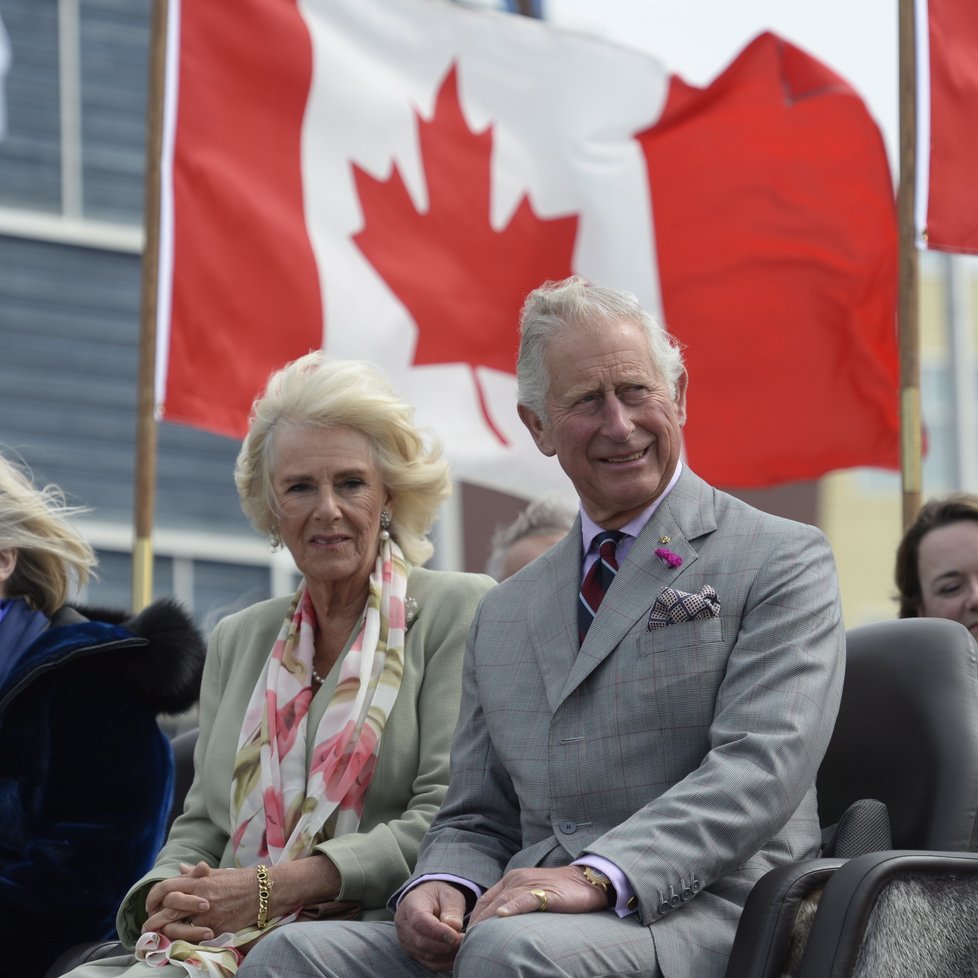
[256,864,274,929]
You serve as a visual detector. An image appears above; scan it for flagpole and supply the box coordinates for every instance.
[898,0,923,531]
[132,0,168,612]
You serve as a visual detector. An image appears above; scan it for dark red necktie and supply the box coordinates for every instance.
[578,531,622,642]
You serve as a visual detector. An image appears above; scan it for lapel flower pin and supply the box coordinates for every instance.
[654,547,683,569]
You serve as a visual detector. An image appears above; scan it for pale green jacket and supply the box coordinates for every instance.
[115,566,492,946]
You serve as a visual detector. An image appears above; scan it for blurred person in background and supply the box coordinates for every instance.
[486,494,576,581]
[895,493,978,638]
[0,453,205,978]
[63,352,492,977]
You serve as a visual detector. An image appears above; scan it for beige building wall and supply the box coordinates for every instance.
[821,474,902,627]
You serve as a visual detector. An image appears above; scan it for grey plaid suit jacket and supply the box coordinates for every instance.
[410,468,845,978]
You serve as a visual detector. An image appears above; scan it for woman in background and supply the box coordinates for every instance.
[64,353,493,976]
[0,453,205,978]
[895,492,978,637]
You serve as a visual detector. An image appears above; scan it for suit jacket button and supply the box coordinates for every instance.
[559,819,577,834]
[681,887,692,900]
[691,879,702,893]
[657,901,671,915]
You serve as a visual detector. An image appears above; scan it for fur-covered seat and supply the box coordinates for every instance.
[797,851,978,978]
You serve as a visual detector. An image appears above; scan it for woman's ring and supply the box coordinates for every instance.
[530,888,548,912]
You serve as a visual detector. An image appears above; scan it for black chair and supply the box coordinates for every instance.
[818,618,978,853]
[725,618,978,978]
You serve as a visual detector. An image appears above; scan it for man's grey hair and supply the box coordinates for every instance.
[516,276,685,421]
[486,494,577,581]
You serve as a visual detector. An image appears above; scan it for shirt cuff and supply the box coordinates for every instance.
[573,857,637,917]
[392,874,483,913]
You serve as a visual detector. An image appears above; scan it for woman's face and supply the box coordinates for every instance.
[270,425,391,591]
[916,519,978,637]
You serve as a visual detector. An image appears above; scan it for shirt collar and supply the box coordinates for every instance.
[580,460,684,555]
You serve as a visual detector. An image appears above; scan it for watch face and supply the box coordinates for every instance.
[582,866,610,888]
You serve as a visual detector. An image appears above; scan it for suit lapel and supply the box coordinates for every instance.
[529,522,585,712]
[556,469,718,707]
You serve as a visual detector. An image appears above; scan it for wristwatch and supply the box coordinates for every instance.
[579,865,614,906]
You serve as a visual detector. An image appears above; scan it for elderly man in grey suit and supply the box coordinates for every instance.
[239,277,846,978]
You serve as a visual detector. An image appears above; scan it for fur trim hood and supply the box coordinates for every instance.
[5,598,206,716]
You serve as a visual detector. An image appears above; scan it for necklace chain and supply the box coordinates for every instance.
[311,664,327,685]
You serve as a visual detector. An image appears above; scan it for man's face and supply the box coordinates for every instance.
[499,530,567,580]
[519,318,687,530]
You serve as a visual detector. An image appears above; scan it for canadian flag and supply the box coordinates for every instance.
[156,0,900,495]
[917,0,978,254]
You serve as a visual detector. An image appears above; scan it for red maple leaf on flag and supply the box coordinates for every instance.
[351,63,579,445]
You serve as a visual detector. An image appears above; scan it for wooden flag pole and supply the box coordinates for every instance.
[132,0,168,613]
[898,0,923,531]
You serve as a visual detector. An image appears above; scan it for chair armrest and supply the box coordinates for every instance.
[796,850,978,978]
[724,858,847,978]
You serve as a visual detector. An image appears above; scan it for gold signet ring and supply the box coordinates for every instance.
[530,888,548,912]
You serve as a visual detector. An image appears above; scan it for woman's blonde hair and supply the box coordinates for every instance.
[0,454,97,615]
[235,352,452,568]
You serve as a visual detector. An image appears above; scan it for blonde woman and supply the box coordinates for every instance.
[65,353,493,977]
[0,454,204,978]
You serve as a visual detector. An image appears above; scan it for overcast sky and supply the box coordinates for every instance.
[547,1,900,173]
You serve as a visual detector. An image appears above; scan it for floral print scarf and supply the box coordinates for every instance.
[135,536,409,975]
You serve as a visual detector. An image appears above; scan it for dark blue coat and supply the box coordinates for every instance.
[0,599,205,977]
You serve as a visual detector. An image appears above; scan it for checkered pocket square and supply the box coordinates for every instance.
[647,584,721,630]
